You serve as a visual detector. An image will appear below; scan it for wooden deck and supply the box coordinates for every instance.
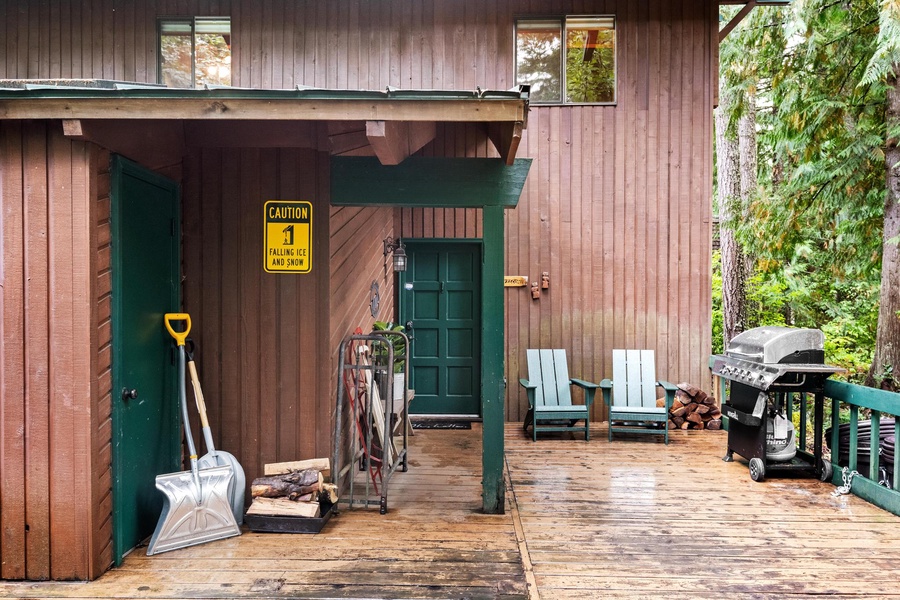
[3,424,900,599]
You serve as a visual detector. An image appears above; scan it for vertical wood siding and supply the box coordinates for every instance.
[0,122,97,580]
[182,147,334,483]
[91,147,113,576]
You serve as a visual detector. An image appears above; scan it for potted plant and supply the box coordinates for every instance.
[372,321,407,406]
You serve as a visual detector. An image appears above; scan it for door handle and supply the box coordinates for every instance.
[121,388,139,401]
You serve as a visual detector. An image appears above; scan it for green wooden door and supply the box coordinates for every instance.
[400,241,482,417]
[110,156,181,564]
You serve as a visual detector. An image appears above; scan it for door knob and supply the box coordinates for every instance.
[121,388,138,401]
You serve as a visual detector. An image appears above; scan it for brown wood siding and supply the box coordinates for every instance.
[505,1,714,423]
[91,146,113,577]
[182,147,333,488]
[0,122,97,580]
[328,204,396,365]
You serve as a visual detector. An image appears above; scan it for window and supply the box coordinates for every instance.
[159,17,232,88]
[516,16,616,104]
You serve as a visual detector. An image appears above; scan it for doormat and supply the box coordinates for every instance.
[412,420,472,430]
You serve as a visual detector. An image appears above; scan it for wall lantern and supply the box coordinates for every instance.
[383,236,408,272]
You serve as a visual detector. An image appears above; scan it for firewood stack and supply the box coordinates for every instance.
[246,458,338,519]
[661,382,722,431]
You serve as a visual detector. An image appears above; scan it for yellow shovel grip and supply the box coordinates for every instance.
[164,313,192,346]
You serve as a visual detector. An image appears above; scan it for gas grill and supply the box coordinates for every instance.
[711,326,844,482]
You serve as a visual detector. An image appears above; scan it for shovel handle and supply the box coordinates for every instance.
[164,313,192,346]
[187,360,211,429]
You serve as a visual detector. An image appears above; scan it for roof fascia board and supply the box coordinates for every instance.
[0,96,527,122]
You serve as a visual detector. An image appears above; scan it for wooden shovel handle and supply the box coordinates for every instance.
[187,360,210,429]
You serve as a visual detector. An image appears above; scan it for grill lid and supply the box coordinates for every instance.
[726,326,824,364]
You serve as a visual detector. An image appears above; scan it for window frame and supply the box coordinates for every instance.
[514,15,617,106]
[157,16,232,89]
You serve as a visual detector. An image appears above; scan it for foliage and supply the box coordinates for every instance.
[516,29,561,102]
[565,29,615,103]
[372,321,406,373]
[714,0,894,380]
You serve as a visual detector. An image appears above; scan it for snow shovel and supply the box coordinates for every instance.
[185,339,246,525]
[146,314,241,556]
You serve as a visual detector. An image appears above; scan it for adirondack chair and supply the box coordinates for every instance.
[600,349,678,444]
[520,349,599,441]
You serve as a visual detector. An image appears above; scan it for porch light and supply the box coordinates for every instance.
[383,237,408,272]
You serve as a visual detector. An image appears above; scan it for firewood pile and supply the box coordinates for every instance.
[245,458,338,519]
[664,382,722,431]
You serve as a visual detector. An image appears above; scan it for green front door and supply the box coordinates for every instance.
[110,156,181,564]
[400,241,482,417]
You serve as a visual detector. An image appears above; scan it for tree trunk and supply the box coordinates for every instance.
[868,63,900,392]
[716,82,746,347]
[738,94,758,289]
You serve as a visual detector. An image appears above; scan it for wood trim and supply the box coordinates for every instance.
[718,0,756,42]
[0,98,528,123]
[330,157,532,208]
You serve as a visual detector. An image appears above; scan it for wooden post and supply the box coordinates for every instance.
[481,205,505,514]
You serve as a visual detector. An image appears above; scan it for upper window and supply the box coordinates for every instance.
[516,16,616,105]
[159,17,232,88]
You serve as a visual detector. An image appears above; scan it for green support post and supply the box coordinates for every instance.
[481,205,505,514]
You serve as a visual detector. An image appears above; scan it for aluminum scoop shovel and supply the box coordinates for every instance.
[146,314,240,556]
[186,340,246,525]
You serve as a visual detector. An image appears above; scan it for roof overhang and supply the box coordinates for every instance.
[0,81,529,166]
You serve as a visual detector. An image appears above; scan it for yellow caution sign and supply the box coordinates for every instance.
[264,201,312,273]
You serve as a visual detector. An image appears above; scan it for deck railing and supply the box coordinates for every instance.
[824,380,900,516]
[709,358,900,517]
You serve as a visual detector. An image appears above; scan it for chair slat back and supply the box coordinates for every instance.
[527,349,572,407]
[611,349,657,408]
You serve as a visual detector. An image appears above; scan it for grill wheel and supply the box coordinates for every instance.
[749,458,766,482]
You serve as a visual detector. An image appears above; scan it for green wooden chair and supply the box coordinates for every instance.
[600,349,678,444]
[520,349,599,441]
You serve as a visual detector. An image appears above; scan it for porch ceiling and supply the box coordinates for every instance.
[0,81,529,167]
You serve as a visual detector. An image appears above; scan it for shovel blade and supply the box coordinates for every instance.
[146,464,241,556]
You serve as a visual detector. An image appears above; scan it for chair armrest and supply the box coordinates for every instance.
[570,378,598,390]
[519,378,537,409]
[658,380,678,410]
[658,380,678,393]
[570,378,598,407]
[599,378,613,406]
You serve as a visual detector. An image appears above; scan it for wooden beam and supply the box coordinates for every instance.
[719,1,757,42]
[365,120,436,166]
[0,98,527,123]
[486,121,524,166]
[330,157,533,208]
[61,120,185,171]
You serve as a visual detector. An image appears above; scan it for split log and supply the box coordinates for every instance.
[707,419,722,430]
[671,406,687,418]
[685,412,704,426]
[246,497,321,518]
[694,390,709,404]
[656,398,666,408]
[677,382,701,396]
[251,469,324,500]
[672,416,685,427]
[675,389,692,403]
[671,399,685,411]
[264,457,331,480]
[695,404,711,415]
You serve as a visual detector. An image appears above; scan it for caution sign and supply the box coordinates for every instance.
[264,201,312,273]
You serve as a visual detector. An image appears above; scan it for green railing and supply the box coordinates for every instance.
[824,380,900,516]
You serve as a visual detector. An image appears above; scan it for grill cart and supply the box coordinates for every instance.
[711,326,844,482]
